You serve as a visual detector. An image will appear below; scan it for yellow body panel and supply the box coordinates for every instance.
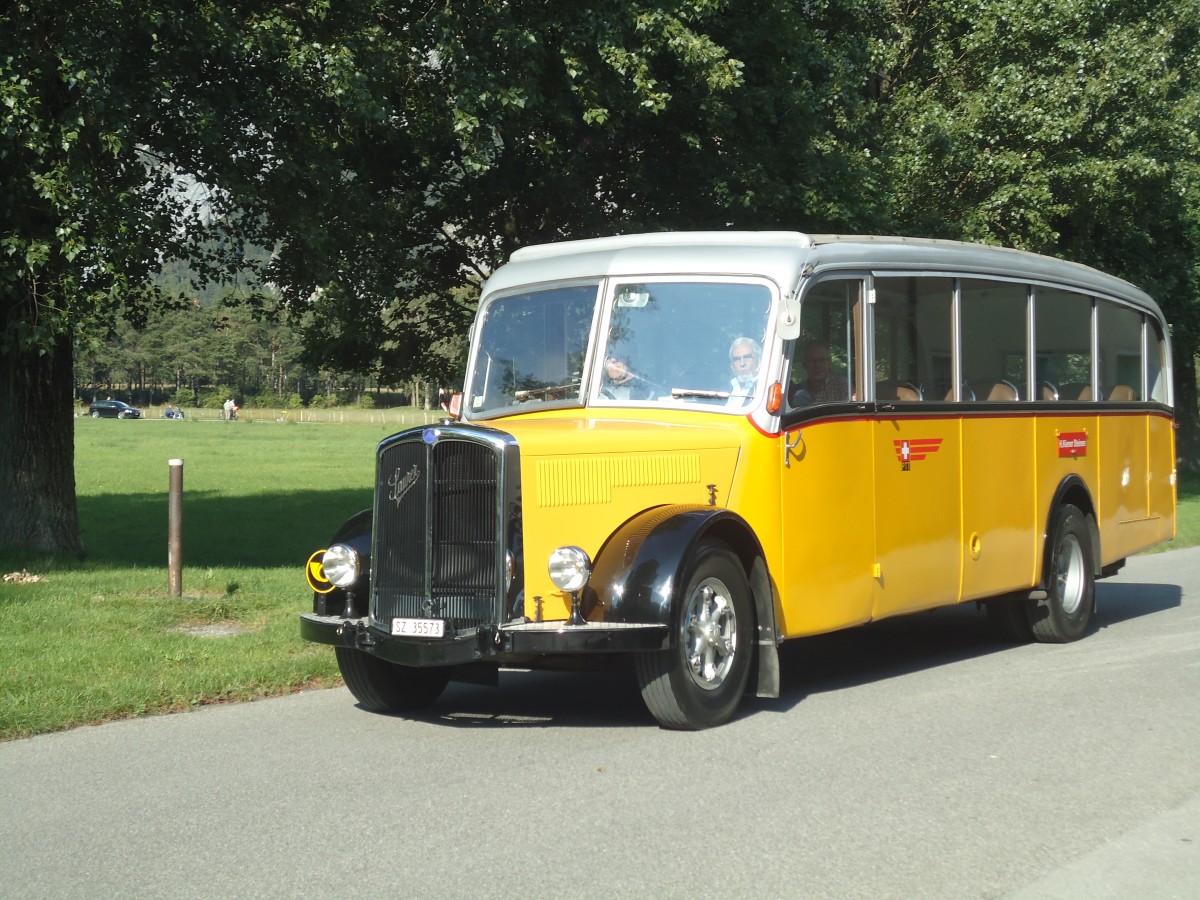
[500,411,743,620]
[871,416,963,617]
[961,416,1037,602]
[491,405,1175,632]
[779,418,876,634]
[1148,414,1179,544]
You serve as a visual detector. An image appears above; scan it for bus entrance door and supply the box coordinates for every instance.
[779,420,876,636]
[871,417,962,618]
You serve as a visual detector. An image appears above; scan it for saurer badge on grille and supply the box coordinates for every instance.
[387,465,420,506]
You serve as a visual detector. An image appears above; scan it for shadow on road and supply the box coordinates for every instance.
[352,578,1182,730]
[1093,579,1181,628]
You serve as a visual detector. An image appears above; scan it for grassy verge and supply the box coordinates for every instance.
[2,414,1197,740]
[1,415,438,740]
[1150,469,1200,553]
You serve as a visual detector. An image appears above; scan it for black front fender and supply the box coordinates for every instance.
[587,505,747,627]
[586,504,780,698]
[313,509,373,616]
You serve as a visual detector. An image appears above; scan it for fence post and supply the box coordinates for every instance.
[168,458,184,597]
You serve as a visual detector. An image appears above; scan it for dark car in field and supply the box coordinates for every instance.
[88,400,141,419]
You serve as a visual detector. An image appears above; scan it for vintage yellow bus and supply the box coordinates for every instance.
[302,232,1176,729]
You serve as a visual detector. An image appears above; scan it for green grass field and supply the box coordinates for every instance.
[0,414,438,740]
[1,414,1197,740]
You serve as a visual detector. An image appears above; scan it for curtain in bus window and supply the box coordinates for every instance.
[1097,301,1144,402]
[871,277,952,402]
[788,279,859,409]
[1035,288,1093,401]
[960,279,1028,401]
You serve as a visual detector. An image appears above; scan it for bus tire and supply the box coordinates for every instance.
[1030,504,1094,643]
[635,540,753,730]
[334,646,450,712]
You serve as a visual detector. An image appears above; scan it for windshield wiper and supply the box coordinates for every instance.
[670,388,733,400]
[514,383,581,402]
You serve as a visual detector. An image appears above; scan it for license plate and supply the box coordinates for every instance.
[391,617,445,638]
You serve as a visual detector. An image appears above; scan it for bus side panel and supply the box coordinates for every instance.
[871,416,962,619]
[960,414,1037,602]
[1148,413,1178,543]
[1096,411,1155,562]
[1035,412,1101,566]
[778,419,876,636]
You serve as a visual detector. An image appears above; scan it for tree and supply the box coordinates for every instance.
[3,0,878,555]
[5,1,1195,557]
[873,0,1200,460]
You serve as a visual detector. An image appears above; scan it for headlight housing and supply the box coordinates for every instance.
[548,546,591,593]
[322,544,361,589]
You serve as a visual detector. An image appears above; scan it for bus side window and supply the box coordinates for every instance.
[1098,300,1144,402]
[1036,288,1093,401]
[961,279,1027,402]
[872,276,952,402]
[1149,319,1170,403]
[789,279,859,409]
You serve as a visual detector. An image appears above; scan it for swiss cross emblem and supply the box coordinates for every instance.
[894,438,943,471]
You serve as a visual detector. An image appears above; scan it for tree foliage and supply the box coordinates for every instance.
[2,0,1198,555]
[875,0,1200,456]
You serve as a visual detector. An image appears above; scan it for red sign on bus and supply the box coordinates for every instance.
[1057,431,1088,457]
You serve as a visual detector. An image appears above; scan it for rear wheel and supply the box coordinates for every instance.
[635,540,754,730]
[1029,504,1094,642]
[90,410,100,418]
[335,647,450,712]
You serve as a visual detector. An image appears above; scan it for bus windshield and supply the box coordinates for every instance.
[465,279,774,417]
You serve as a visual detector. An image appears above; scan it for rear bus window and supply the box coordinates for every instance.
[1097,301,1144,401]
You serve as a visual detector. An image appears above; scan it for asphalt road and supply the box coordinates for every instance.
[3,547,1198,899]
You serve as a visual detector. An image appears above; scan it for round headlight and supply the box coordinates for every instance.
[548,546,591,593]
[322,544,361,589]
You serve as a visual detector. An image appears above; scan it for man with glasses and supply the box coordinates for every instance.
[727,337,761,406]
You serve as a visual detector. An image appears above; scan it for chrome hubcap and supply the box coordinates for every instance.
[683,577,737,690]
[1056,533,1085,615]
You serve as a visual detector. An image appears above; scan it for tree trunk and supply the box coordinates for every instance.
[0,334,85,557]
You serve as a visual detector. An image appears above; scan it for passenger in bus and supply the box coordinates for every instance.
[791,340,849,406]
[727,337,761,406]
[600,353,655,400]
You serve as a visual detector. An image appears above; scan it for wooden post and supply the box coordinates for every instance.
[168,458,184,597]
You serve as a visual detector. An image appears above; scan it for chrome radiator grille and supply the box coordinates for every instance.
[371,432,501,631]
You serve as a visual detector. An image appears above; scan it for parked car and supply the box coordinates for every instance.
[88,400,141,419]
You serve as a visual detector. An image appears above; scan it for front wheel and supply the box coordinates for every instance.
[335,647,450,712]
[1029,504,1094,642]
[635,540,754,730]
[90,410,100,418]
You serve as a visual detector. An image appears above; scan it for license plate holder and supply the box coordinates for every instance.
[391,617,446,638]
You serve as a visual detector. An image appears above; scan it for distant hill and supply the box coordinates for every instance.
[155,242,275,307]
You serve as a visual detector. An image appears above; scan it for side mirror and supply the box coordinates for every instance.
[777,293,802,340]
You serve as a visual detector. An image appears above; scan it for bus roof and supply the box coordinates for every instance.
[484,231,1162,319]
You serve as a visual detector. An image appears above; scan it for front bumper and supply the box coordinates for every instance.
[301,614,668,666]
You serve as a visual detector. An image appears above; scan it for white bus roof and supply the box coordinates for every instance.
[483,231,1162,319]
